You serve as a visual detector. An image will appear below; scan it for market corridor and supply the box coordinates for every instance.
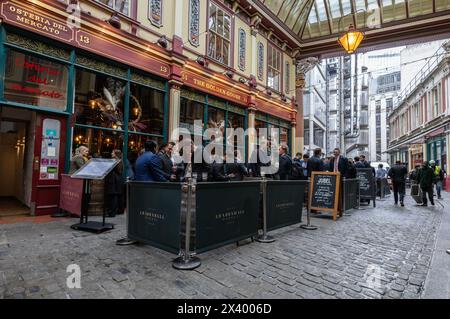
[0,193,447,299]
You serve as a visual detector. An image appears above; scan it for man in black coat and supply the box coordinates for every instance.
[307,148,325,177]
[417,161,435,206]
[158,142,176,181]
[276,145,293,180]
[388,160,408,206]
[329,148,348,177]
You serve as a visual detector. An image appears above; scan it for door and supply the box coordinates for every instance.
[31,114,67,216]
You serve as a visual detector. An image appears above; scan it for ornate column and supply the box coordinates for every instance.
[295,57,318,155]
[168,81,182,142]
[247,99,257,163]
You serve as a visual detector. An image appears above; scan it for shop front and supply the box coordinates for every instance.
[0,0,296,217]
[0,0,171,216]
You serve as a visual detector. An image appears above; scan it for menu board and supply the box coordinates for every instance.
[71,159,120,180]
[356,168,376,199]
[309,172,341,220]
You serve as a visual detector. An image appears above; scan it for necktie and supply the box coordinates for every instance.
[334,157,339,172]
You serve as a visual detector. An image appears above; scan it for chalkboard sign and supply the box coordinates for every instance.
[71,158,120,180]
[356,168,376,207]
[309,172,341,221]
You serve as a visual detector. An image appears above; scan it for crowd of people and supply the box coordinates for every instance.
[71,142,447,216]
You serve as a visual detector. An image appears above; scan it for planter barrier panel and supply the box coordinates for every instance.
[341,178,360,212]
[265,180,307,231]
[127,181,183,254]
[195,181,261,253]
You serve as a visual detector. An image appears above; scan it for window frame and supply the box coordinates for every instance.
[206,0,234,68]
[266,42,283,93]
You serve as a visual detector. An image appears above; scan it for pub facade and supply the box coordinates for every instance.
[0,0,300,216]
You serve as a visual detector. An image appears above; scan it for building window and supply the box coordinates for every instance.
[207,2,232,66]
[148,0,163,27]
[238,28,246,71]
[189,0,200,47]
[267,44,282,92]
[257,42,264,81]
[3,49,69,111]
[96,0,130,16]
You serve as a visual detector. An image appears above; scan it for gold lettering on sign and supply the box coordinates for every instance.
[192,78,242,102]
[7,4,71,38]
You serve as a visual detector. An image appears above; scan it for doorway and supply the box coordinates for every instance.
[0,119,31,217]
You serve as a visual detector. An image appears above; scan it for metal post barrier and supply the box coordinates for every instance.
[116,180,137,246]
[256,177,275,243]
[301,179,318,230]
[343,178,352,217]
[173,178,201,270]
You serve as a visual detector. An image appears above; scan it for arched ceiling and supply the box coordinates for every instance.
[251,0,450,58]
[260,0,450,40]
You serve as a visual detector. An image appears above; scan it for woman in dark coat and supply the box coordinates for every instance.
[104,149,125,217]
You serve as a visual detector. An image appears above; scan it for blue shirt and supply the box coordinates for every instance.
[134,151,168,182]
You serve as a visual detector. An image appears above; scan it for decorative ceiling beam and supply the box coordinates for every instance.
[376,0,384,25]
[323,0,333,34]
[299,0,316,39]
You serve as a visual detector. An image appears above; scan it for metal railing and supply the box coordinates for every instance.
[394,43,448,109]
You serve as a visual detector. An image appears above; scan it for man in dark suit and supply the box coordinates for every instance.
[388,160,408,206]
[135,141,168,182]
[329,148,348,177]
[307,148,325,177]
[276,145,293,180]
[158,142,176,181]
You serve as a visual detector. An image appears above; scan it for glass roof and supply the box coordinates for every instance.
[260,0,450,41]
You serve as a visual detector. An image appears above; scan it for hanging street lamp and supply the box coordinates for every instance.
[338,24,365,54]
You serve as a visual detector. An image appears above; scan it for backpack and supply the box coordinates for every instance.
[291,161,305,180]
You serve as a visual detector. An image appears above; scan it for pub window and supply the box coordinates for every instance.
[74,69,126,130]
[129,83,165,136]
[3,48,69,111]
[180,97,205,136]
[207,2,232,66]
[267,44,282,92]
[73,127,124,159]
[96,0,130,16]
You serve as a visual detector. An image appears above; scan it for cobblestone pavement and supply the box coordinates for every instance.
[0,193,447,299]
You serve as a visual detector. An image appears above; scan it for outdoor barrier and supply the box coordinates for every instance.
[195,181,261,253]
[127,182,183,254]
[125,177,359,270]
[265,180,307,231]
[341,178,360,212]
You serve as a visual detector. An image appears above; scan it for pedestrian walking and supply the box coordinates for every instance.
[430,160,445,199]
[388,160,408,206]
[417,161,435,206]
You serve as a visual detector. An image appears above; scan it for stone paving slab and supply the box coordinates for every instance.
[0,193,447,299]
